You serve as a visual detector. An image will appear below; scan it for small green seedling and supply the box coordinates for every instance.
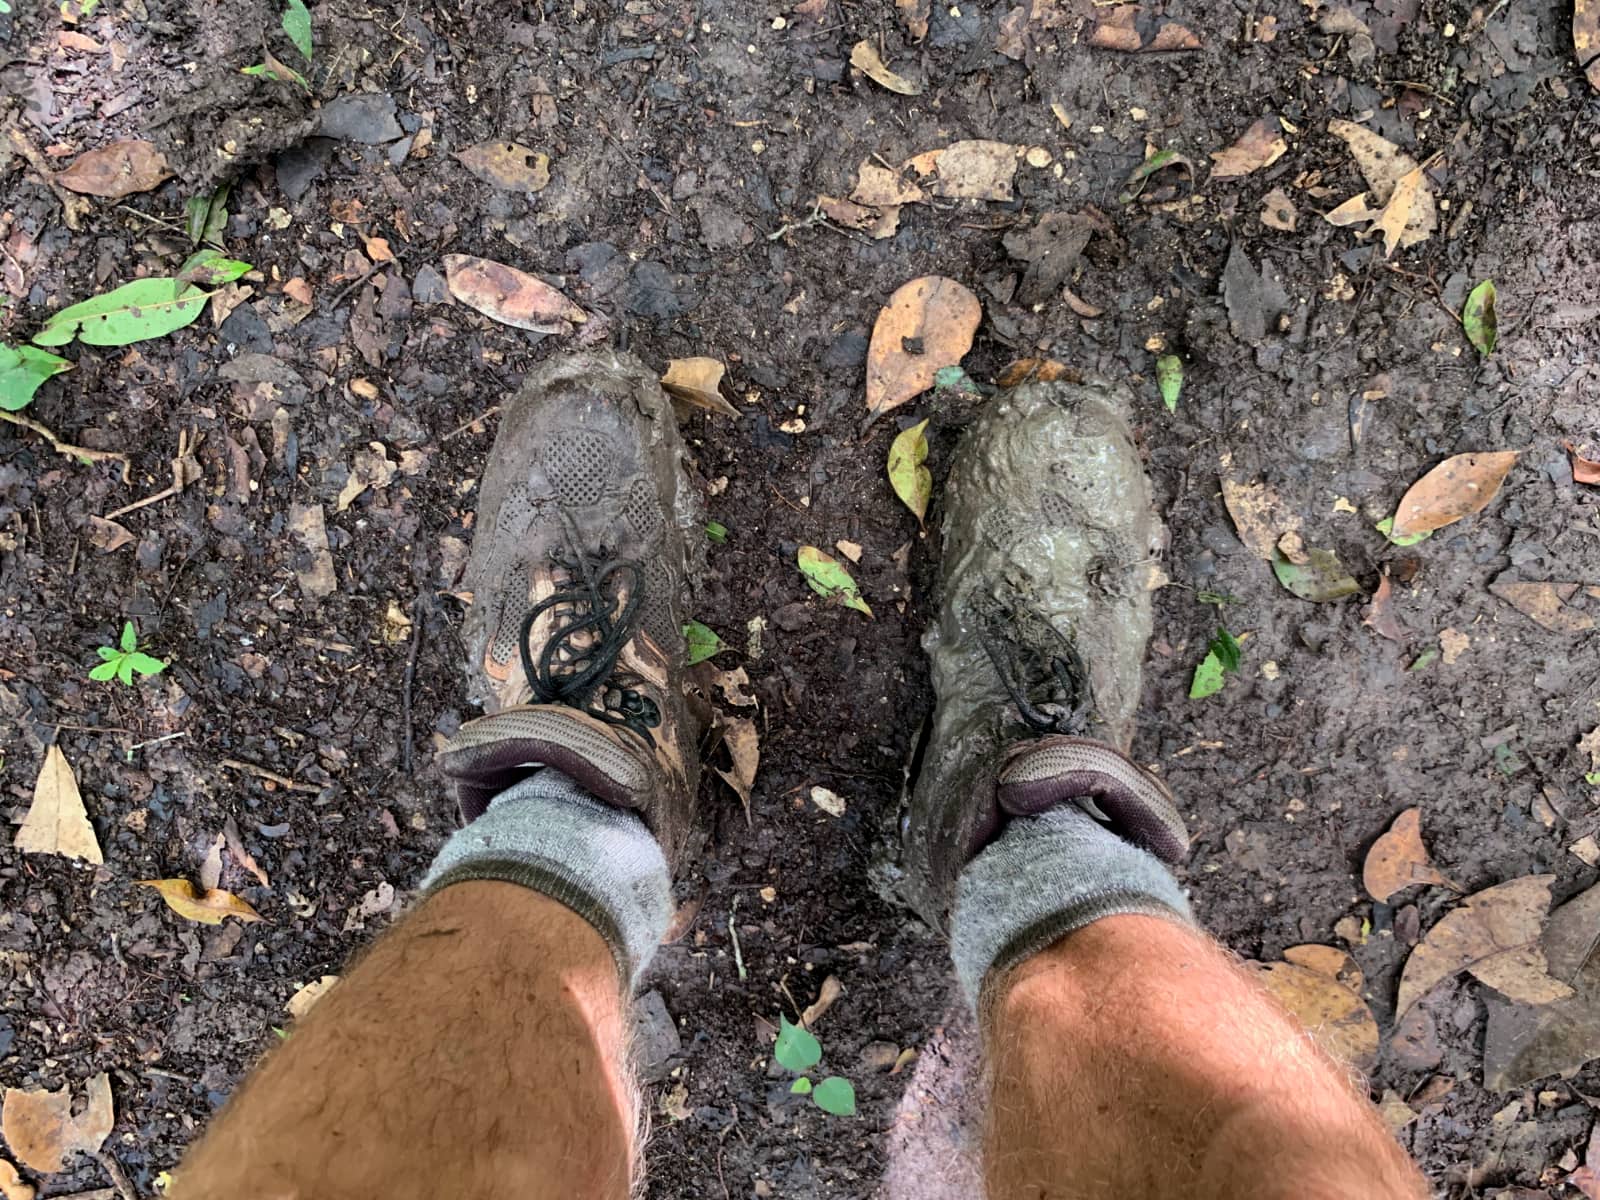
[773,1016,856,1117]
[705,520,728,544]
[92,622,167,686]
[244,0,312,86]
[1189,626,1241,700]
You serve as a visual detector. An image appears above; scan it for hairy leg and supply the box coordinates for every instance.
[985,914,1427,1200]
[171,882,636,1200]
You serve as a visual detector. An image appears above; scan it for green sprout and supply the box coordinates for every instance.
[91,622,168,686]
[773,1016,856,1117]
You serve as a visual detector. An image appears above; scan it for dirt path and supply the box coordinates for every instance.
[2,0,1599,1195]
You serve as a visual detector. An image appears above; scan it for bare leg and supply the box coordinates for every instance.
[171,883,635,1200]
[984,914,1427,1200]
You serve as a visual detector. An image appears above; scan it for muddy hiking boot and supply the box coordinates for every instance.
[436,352,704,869]
[901,379,1191,966]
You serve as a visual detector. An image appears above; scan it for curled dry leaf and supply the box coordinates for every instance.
[1361,572,1405,642]
[14,745,102,865]
[443,253,587,335]
[1282,943,1365,993]
[1390,451,1518,537]
[801,975,844,1027]
[848,40,922,95]
[454,141,551,192]
[138,878,263,925]
[661,357,739,417]
[716,716,760,816]
[865,276,981,418]
[1250,961,1380,1072]
[55,139,173,198]
[286,975,340,1018]
[1488,579,1597,634]
[907,140,1021,201]
[1564,440,1600,484]
[1363,808,1453,903]
[1209,116,1288,179]
[0,1074,113,1174]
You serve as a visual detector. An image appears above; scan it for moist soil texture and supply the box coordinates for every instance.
[3,0,1600,1196]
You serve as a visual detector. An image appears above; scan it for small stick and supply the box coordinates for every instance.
[441,405,501,441]
[401,593,425,773]
[0,409,131,474]
[5,126,92,230]
[94,1147,137,1200]
[220,758,320,793]
[727,910,747,981]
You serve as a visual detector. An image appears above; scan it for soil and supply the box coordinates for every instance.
[2,0,1599,1196]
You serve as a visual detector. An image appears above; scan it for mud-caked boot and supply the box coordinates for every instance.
[422,352,704,988]
[900,379,1193,1007]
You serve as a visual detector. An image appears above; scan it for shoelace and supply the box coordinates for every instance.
[979,622,1091,736]
[517,521,661,745]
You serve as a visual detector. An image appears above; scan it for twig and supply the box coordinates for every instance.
[95,1147,137,1200]
[324,261,385,312]
[220,758,320,793]
[441,405,501,441]
[115,204,190,235]
[0,409,131,475]
[104,427,201,519]
[401,593,426,773]
[127,730,188,754]
[5,125,91,230]
[727,907,747,981]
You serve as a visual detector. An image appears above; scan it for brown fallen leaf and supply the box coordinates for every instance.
[1087,6,1202,50]
[897,0,931,39]
[995,358,1072,388]
[336,442,397,512]
[1396,875,1559,1017]
[0,1074,113,1174]
[288,502,337,599]
[1220,477,1300,561]
[662,357,739,417]
[283,276,314,306]
[908,140,1021,201]
[1376,1090,1418,1135]
[1390,450,1518,537]
[224,815,271,888]
[1260,186,1298,230]
[1250,961,1380,1071]
[800,975,843,1028]
[1471,943,1578,1006]
[1577,0,1600,92]
[849,40,922,95]
[454,142,551,192]
[1361,571,1405,642]
[0,1160,33,1200]
[85,515,134,552]
[1372,164,1425,258]
[138,878,263,926]
[1209,116,1287,179]
[14,746,102,865]
[1364,808,1454,903]
[1565,440,1600,484]
[817,195,901,239]
[865,276,981,419]
[1283,943,1365,993]
[850,161,925,208]
[443,253,587,335]
[286,975,340,1018]
[1326,120,1436,250]
[54,140,172,199]
[1489,579,1597,634]
[716,716,760,817]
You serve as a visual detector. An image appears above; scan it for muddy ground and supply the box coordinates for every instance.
[2,0,1599,1195]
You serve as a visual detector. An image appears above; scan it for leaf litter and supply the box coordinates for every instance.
[443,254,587,335]
[848,40,922,95]
[0,1074,113,1174]
[138,878,264,925]
[716,716,760,816]
[865,276,981,420]
[54,139,173,199]
[661,356,739,417]
[1208,116,1287,179]
[14,745,102,865]
[454,142,551,192]
[797,546,872,616]
[1249,960,1379,1071]
[1362,807,1455,902]
[1488,579,1598,634]
[1326,119,1437,252]
[886,419,931,526]
[1390,451,1518,537]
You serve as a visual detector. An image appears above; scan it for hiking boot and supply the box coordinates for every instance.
[438,352,704,868]
[900,379,1189,930]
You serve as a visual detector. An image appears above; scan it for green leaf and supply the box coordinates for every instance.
[683,619,725,666]
[1155,354,1183,412]
[125,652,167,677]
[705,520,728,545]
[116,657,135,686]
[1462,279,1497,356]
[789,1077,813,1095]
[120,621,137,653]
[282,0,313,62]
[1374,515,1431,548]
[1408,648,1439,672]
[34,278,208,348]
[1118,146,1187,203]
[812,1076,856,1116]
[886,418,931,526]
[96,645,118,661]
[1208,627,1242,673]
[1271,548,1361,603]
[773,1016,822,1073]
[933,365,971,391]
[0,343,72,412]
[1189,650,1225,699]
[1196,590,1236,606]
[796,546,872,617]
[1585,772,1600,786]
[89,659,120,682]
[179,249,252,287]
[242,55,310,90]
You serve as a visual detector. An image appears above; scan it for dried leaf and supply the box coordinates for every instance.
[86,515,134,552]
[865,276,981,418]
[810,786,846,817]
[54,140,173,198]
[716,716,760,814]
[661,356,739,417]
[14,746,102,865]
[801,975,844,1028]
[897,0,931,39]
[1271,546,1360,602]
[1221,478,1300,561]
[1489,580,1597,634]
[1087,6,1201,50]
[1564,441,1600,485]
[288,502,337,599]
[887,419,931,526]
[1363,808,1453,903]
[1579,0,1600,91]
[1250,961,1380,1071]
[137,878,263,925]
[909,140,1021,201]
[1260,187,1298,230]
[1376,1091,1418,1135]
[1327,120,1436,249]
[1396,875,1558,1017]
[454,142,551,192]
[851,162,925,208]
[1209,116,1287,179]
[342,881,395,931]
[796,546,872,616]
[336,442,396,512]
[1283,944,1365,993]
[0,1074,113,1173]
[200,831,226,891]
[849,40,923,95]
[1471,943,1577,1006]
[1462,279,1497,355]
[816,195,901,239]
[224,815,270,888]
[1372,165,1425,257]
[995,358,1071,387]
[1390,451,1517,537]
[286,975,340,1018]
[0,1160,34,1200]
[443,253,587,335]
[1361,572,1405,642]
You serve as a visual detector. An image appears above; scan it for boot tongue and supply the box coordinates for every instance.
[438,705,654,822]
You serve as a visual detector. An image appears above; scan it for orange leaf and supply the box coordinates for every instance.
[138,878,263,925]
[865,276,981,418]
[0,1074,113,1174]
[443,254,587,335]
[1389,450,1517,537]
[1249,961,1379,1071]
[1565,440,1600,485]
[54,140,172,199]
[1363,808,1454,903]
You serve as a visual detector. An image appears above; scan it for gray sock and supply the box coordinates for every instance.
[950,804,1194,1009]
[423,768,671,990]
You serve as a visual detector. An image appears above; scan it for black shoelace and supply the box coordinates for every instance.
[979,622,1091,736]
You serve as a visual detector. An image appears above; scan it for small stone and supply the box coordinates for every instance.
[1024,146,1052,168]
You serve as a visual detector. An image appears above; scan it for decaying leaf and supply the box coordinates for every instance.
[1564,441,1600,485]
[907,140,1021,201]
[1272,547,1360,603]
[1250,961,1380,1071]
[865,276,981,418]
[1260,187,1298,230]
[1087,6,1201,50]
[454,142,551,192]
[288,502,337,599]
[816,195,901,239]
[138,878,263,926]
[849,40,922,95]
[716,715,760,815]
[1462,279,1498,355]
[54,140,173,199]
[286,975,340,1018]
[801,975,844,1028]
[1221,478,1299,561]
[336,442,396,512]
[443,253,587,335]
[797,546,872,616]
[1396,875,1561,1016]
[661,357,739,417]
[887,419,931,526]
[1283,943,1365,993]
[1361,572,1405,642]
[1117,146,1195,204]
[1326,119,1437,250]
[1209,116,1287,179]
[1390,451,1518,537]
[995,358,1072,387]
[14,745,102,865]
[86,515,134,552]
[1372,165,1425,258]
[0,1159,34,1200]
[1363,808,1453,903]
[1489,579,1597,634]
[0,1074,113,1174]
[851,161,926,208]
[810,786,846,817]
[1576,0,1600,92]
[897,0,931,39]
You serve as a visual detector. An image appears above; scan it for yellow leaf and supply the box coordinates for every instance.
[848,39,922,94]
[886,418,932,525]
[138,878,263,925]
[286,975,340,1018]
[14,746,102,865]
[661,357,739,417]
